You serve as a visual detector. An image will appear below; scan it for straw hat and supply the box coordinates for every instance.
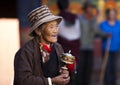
[27,5,62,36]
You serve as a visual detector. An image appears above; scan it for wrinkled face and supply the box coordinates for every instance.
[41,20,59,44]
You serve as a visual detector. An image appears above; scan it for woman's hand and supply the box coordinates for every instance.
[59,69,69,78]
[51,69,70,85]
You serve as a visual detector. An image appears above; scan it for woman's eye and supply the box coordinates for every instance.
[49,25,58,29]
[50,26,54,29]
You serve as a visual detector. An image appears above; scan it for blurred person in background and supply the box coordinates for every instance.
[14,5,70,85]
[57,0,81,84]
[100,8,120,85]
[57,0,81,60]
[76,1,99,85]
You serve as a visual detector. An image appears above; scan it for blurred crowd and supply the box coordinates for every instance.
[56,0,120,85]
[18,0,120,85]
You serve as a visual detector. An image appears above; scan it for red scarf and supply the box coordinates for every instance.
[40,43,52,63]
[42,43,52,53]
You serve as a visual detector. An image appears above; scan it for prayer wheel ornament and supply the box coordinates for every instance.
[60,50,75,70]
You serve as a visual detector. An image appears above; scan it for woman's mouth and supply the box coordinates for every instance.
[52,35,57,38]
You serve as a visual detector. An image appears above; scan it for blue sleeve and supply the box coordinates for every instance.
[100,21,112,34]
[99,22,106,32]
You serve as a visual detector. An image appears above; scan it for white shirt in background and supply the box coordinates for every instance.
[59,19,81,41]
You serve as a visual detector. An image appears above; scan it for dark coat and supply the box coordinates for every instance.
[14,36,64,85]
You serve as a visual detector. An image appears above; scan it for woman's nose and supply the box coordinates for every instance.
[53,27,59,33]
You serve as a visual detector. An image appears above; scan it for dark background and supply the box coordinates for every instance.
[0,0,17,18]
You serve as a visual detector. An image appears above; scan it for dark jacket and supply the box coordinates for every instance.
[14,36,64,85]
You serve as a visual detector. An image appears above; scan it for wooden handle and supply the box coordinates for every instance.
[98,38,111,85]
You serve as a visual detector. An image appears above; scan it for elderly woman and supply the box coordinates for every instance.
[14,5,70,85]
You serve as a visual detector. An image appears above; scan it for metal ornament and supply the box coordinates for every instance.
[60,50,75,70]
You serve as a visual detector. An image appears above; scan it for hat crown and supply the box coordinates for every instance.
[27,5,62,36]
[28,5,53,26]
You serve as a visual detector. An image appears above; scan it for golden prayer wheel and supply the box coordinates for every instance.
[60,50,75,70]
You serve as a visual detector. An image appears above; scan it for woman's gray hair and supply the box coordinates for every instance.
[32,23,47,37]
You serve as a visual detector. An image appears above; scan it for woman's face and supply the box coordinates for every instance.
[41,20,59,44]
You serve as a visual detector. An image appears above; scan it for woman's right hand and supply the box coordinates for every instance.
[51,71,70,85]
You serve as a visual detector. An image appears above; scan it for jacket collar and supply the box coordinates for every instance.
[33,36,61,70]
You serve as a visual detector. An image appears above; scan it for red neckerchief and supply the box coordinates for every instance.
[42,43,52,53]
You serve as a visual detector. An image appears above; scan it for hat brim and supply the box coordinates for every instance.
[29,15,62,36]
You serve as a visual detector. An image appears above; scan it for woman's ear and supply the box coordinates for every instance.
[35,28,41,36]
